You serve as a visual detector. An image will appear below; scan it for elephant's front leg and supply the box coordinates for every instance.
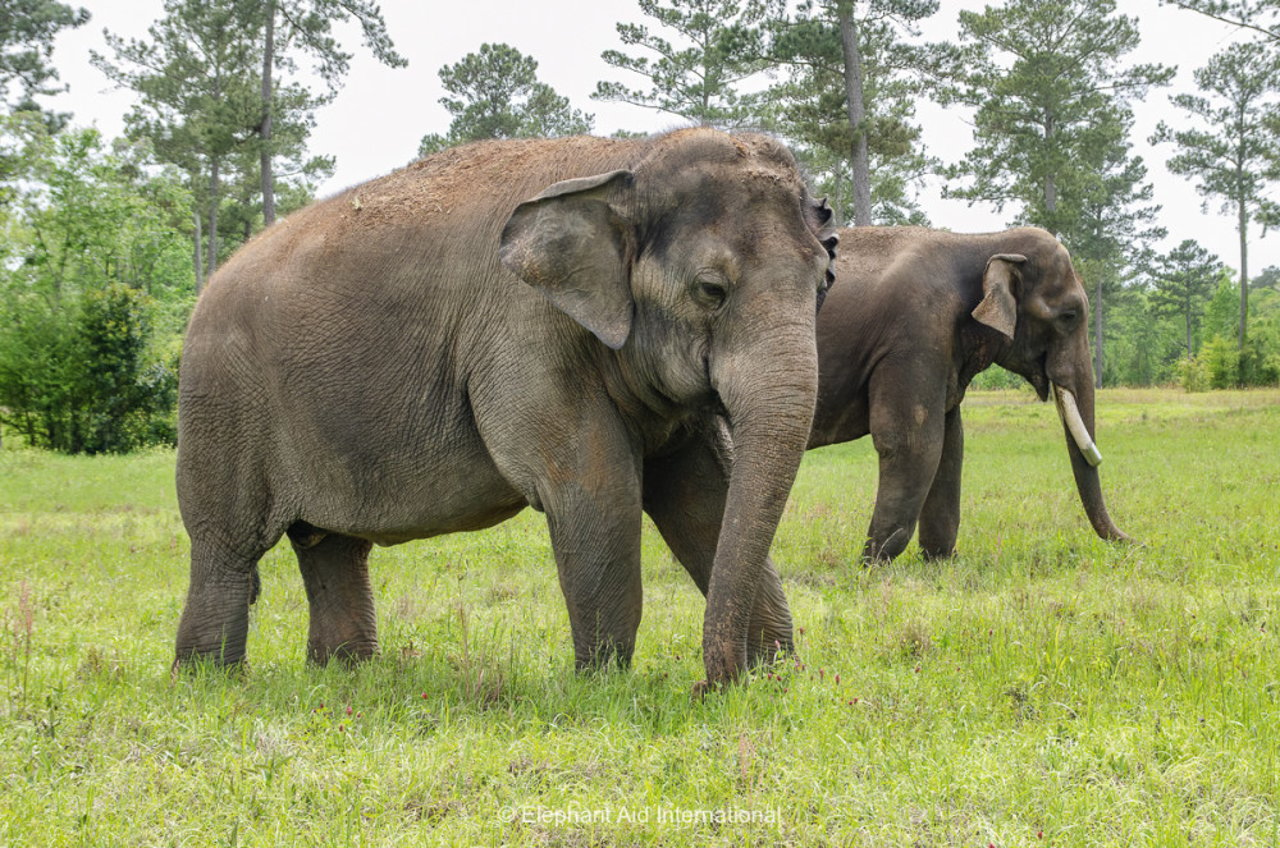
[866,376,947,562]
[524,415,644,670]
[542,482,644,670]
[642,426,794,665]
[917,406,964,559]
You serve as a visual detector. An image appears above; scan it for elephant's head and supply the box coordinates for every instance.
[971,229,1129,543]
[500,128,837,684]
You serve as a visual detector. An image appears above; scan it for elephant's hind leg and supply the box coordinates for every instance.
[291,527,377,664]
[917,406,964,559]
[175,539,262,668]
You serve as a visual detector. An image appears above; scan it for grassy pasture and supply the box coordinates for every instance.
[1,387,1278,847]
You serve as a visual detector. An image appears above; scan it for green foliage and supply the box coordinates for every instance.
[592,0,783,126]
[418,44,593,156]
[1148,239,1226,356]
[0,0,90,129]
[1204,274,1241,340]
[93,0,351,278]
[1198,334,1242,387]
[3,390,1279,843]
[1247,279,1280,380]
[0,284,177,453]
[272,0,406,95]
[1100,286,1185,386]
[1174,352,1211,391]
[1153,41,1280,220]
[0,120,188,453]
[968,364,1024,390]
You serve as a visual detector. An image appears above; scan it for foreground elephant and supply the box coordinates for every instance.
[174,128,838,687]
[808,226,1128,561]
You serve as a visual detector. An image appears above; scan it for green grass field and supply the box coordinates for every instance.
[2,387,1278,847]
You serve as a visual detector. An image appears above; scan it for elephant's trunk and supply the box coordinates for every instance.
[1051,377,1130,543]
[703,320,818,687]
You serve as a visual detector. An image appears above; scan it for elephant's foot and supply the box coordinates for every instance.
[862,526,911,564]
[572,635,636,673]
[746,625,795,667]
[174,551,256,670]
[306,638,378,666]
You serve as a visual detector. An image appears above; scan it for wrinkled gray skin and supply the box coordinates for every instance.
[808,226,1129,562]
[174,128,837,688]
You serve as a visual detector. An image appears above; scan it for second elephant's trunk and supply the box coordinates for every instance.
[1052,378,1129,543]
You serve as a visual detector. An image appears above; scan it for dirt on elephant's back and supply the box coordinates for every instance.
[320,135,636,233]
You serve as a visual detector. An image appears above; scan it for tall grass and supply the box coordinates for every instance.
[1,388,1277,846]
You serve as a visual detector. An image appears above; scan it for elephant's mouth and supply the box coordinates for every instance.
[1028,357,1050,401]
[1053,384,1102,466]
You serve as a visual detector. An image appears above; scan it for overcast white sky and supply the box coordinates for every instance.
[46,0,1277,272]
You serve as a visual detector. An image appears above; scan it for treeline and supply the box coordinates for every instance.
[2,0,1279,453]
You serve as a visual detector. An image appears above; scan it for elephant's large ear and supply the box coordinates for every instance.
[499,170,635,350]
[971,253,1026,340]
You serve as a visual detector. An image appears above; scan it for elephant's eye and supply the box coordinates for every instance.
[695,279,728,309]
[1058,309,1079,328]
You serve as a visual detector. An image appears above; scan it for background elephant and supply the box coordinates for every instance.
[808,226,1128,562]
[174,128,838,688]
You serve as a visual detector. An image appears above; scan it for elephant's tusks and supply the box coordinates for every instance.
[1054,384,1102,467]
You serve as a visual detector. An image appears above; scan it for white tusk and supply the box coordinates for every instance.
[1054,384,1102,466]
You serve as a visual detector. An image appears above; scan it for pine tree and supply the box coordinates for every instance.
[765,0,945,226]
[418,44,593,156]
[593,0,783,127]
[945,0,1172,234]
[1148,240,1227,356]
[94,0,333,288]
[0,0,89,129]
[1151,40,1280,351]
[944,0,1172,386]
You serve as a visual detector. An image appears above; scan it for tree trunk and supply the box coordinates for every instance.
[260,0,276,227]
[1094,274,1104,389]
[207,157,221,279]
[838,3,872,227]
[1043,114,1058,231]
[1237,196,1248,350]
[193,207,204,295]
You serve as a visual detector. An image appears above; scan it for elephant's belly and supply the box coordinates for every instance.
[808,393,871,448]
[296,443,531,545]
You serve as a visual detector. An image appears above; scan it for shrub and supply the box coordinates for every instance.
[1175,353,1211,392]
[1199,335,1240,389]
[0,284,177,453]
